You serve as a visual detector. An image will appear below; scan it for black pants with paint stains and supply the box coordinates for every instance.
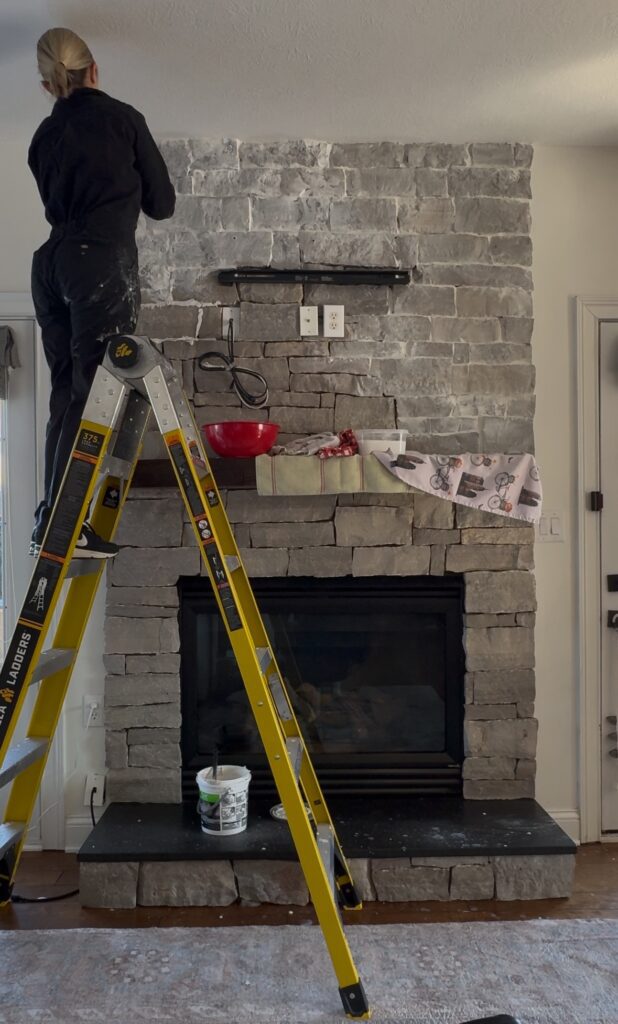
[31,235,140,528]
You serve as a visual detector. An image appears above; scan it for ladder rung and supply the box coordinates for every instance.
[65,559,103,580]
[256,647,271,673]
[225,555,240,572]
[30,648,75,684]
[268,675,292,721]
[286,737,304,780]
[0,822,24,859]
[0,738,49,790]
[101,454,133,478]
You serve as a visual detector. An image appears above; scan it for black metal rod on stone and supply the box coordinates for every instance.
[217,267,411,287]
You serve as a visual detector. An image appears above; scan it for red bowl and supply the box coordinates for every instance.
[202,421,280,458]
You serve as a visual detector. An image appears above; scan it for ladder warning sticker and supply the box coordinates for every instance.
[43,457,96,559]
[23,558,62,627]
[0,625,40,742]
[102,484,120,509]
[195,515,213,544]
[204,547,242,631]
[167,440,203,517]
[75,428,105,460]
[205,482,219,507]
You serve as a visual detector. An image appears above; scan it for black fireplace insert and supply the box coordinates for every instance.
[179,575,465,799]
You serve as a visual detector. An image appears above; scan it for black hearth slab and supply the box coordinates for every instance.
[78,797,575,863]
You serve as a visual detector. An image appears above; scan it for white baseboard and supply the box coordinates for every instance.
[547,809,581,844]
[64,814,95,853]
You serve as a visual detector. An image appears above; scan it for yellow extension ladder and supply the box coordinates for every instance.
[0,334,370,1019]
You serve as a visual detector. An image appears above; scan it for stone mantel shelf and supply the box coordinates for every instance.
[133,458,256,489]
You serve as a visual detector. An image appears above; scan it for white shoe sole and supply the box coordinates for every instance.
[73,548,118,559]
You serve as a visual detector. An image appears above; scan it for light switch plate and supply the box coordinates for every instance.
[537,511,564,543]
[300,306,318,336]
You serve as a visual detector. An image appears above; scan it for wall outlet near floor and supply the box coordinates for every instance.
[83,694,103,728]
[323,305,345,337]
[84,772,106,808]
[299,305,319,336]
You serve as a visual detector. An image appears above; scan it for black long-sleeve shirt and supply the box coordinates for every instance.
[28,87,175,241]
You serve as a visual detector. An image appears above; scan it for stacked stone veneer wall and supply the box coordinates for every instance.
[104,139,537,806]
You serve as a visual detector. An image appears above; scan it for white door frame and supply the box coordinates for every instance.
[0,292,65,850]
[577,297,618,843]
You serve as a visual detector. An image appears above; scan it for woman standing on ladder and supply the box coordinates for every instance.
[28,27,175,557]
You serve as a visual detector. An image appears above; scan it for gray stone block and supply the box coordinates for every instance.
[398,197,454,233]
[413,493,454,528]
[128,728,180,745]
[226,492,336,523]
[425,264,532,291]
[189,138,239,169]
[406,143,469,167]
[269,406,334,435]
[105,704,181,730]
[126,654,181,674]
[251,197,329,230]
[353,546,430,576]
[80,862,139,909]
[465,626,535,671]
[105,617,179,656]
[372,860,449,901]
[111,547,200,587]
[115,499,183,548]
[411,856,489,867]
[197,306,224,339]
[449,167,531,198]
[516,758,537,779]
[415,167,448,196]
[480,417,535,453]
[138,860,237,906]
[334,395,396,430]
[335,507,412,546]
[456,504,523,528]
[462,526,534,545]
[465,717,538,758]
[299,230,397,267]
[107,767,180,802]
[465,571,536,613]
[462,756,516,779]
[291,371,383,396]
[470,143,515,165]
[432,316,500,343]
[490,235,533,266]
[171,268,233,304]
[136,305,198,340]
[239,548,289,576]
[345,167,417,196]
[430,545,446,575]
[271,228,308,266]
[105,731,128,770]
[464,614,518,628]
[278,165,345,197]
[494,854,575,899]
[465,704,517,720]
[234,860,308,905]
[456,287,533,318]
[464,779,534,798]
[172,195,222,231]
[331,198,397,231]
[450,864,495,900]
[238,282,303,304]
[289,547,352,576]
[381,357,454,397]
[304,284,390,315]
[514,144,534,167]
[251,521,334,548]
[472,668,535,704]
[392,285,456,316]
[105,674,179,707]
[500,316,535,343]
[413,529,460,546]
[418,234,489,263]
[222,196,251,230]
[240,140,327,167]
[103,655,125,675]
[129,743,181,768]
[348,858,375,901]
[455,197,531,234]
[330,142,405,167]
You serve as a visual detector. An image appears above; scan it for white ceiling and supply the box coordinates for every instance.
[3,0,618,144]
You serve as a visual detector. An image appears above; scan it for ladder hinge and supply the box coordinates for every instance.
[590,491,604,511]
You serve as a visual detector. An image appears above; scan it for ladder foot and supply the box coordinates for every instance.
[0,871,13,908]
[339,980,371,1018]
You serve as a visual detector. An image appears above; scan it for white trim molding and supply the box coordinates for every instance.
[547,809,581,844]
[576,297,618,843]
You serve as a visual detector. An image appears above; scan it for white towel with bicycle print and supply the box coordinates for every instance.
[373,451,542,524]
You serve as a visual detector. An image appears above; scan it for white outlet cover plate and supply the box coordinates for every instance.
[323,305,345,337]
[299,306,318,336]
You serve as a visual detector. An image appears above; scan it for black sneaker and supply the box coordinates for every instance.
[29,507,51,557]
[74,522,119,559]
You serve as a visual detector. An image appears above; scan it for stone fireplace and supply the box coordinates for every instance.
[83,138,575,906]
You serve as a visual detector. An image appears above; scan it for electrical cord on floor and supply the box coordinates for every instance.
[198,314,268,409]
[10,785,100,905]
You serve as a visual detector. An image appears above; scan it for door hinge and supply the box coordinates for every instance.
[590,491,604,511]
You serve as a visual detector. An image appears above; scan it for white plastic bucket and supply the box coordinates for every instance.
[196,765,251,836]
[355,429,407,456]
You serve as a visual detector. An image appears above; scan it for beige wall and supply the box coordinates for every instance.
[532,145,618,838]
[3,138,618,843]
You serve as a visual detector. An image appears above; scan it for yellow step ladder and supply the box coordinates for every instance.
[0,334,370,1019]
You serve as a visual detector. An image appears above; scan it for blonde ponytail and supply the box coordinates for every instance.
[37,28,94,99]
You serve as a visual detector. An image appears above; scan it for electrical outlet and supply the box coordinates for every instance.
[323,305,344,337]
[84,771,106,807]
[299,306,318,336]
[221,306,240,338]
[83,694,103,728]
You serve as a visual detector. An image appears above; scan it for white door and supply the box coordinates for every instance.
[599,319,618,832]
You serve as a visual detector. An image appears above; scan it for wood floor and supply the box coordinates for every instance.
[0,843,616,930]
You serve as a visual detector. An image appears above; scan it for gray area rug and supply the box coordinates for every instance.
[1,919,617,1023]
